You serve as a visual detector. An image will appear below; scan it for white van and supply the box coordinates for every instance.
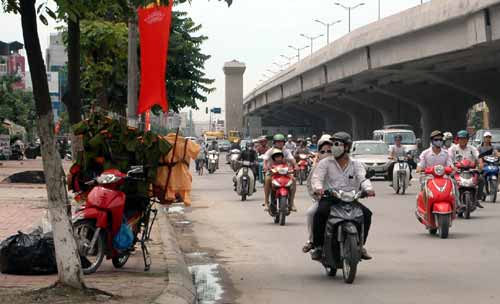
[372,129,419,157]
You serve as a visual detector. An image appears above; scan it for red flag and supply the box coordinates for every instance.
[137,4,173,114]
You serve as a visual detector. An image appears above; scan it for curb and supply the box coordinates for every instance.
[154,208,196,304]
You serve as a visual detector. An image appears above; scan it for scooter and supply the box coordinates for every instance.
[234,160,256,201]
[416,165,455,238]
[296,153,311,185]
[482,155,499,203]
[454,158,479,219]
[269,163,294,226]
[392,156,410,195]
[314,171,374,284]
[72,166,157,274]
[208,150,219,174]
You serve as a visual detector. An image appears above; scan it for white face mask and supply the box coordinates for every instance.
[332,142,345,158]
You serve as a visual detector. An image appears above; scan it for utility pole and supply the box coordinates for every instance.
[300,33,324,55]
[334,1,365,32]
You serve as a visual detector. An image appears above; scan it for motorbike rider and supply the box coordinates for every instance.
[294,139,311,158]
[416,131,453,174]
[230,139,241,151]
[263,134,298,212]
[449,130,484,206]
[311,132,375,260]
[255,136,268,155]
[303,134,332,254]
[478,131,499,158]
[285,134,297,154]
[207,140,220,169]
[235,141,259,192]
[308,135,319,152]
[443,132,454,150]
[387,135,412,186]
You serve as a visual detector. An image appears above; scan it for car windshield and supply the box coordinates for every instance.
[352,143,389,155]
[385,132,416,145]
[218,140,230,146]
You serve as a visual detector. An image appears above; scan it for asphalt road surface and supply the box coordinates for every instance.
[184,158,500,304]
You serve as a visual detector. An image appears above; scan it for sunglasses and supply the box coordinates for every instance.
[320,150,332,154]
[433,138,444,142]
[332,141,344,147]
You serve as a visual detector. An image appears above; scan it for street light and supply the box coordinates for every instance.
[300,33,324,55]
[273,61,287,71]
[334,1,365,32]
[314,19,342,44]
[288,45,309,61]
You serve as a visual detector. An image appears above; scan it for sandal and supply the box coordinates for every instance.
[302,242,313,253]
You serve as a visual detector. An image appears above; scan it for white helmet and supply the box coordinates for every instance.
[443,132,453,141]
[318,134,333,149]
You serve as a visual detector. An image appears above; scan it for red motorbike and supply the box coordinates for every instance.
[296,153,312,185]
[72,166,157,274]
[454,158,480,219]
[416,165,455,239]
[269,163,294,226]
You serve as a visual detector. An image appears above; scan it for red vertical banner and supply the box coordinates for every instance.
[137,3,173,115]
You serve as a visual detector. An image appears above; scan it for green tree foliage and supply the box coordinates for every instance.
[0,75,37,139]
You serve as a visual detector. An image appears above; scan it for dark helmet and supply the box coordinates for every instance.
[395,135,403,141]
[331,132,352,146]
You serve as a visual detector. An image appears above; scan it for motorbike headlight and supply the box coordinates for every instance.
[340,191,356,202]
[96,174,121,185]
[278,167,289,175]
[434,165,445,177]
[272,180,281,187]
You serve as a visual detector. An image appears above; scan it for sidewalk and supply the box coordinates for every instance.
[0,160,195,304]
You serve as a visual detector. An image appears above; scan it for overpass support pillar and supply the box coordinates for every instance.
[487,100,500,129]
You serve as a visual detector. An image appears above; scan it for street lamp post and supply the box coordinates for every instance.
[314,19,342,44]
[334,1,365,32]
[273,62,287,71]
[280,54,297,65]
[288,45,309,61]
[300,33,324,55]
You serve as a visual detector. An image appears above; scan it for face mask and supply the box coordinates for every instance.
[331,141,345,158]
[432,139,444,148]
[444,140,452,148]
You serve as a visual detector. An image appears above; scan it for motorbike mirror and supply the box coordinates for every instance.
[365,169,375,179]
[445,167,453,175]
[128,166,144,174]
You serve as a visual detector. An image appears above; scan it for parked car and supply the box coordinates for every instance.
[351,140,391,179]
[470,129,500,149]
[217,139,231,152]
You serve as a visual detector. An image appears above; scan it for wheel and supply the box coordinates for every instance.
[490,180,498,203]
[299,171,305,185]
[279,197,287,226]
[438,214,450,239]
[395,178,400,194]
[274,214,280,224]
[241,194,246,201]
[112,254,130,268]
[325,266,337,277]
[73,220,105,275]
[464,192,471,219]
[429,228,437,235]
[400,175,406,195]
[342,234,359,284]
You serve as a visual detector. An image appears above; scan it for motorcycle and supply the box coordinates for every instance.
[482,155,499,203]
[72,166,157,274]
[392,156,410,195]
[454,158,479,219]
[208,150,219,174]
[314,171,374,284]
[228,149,242,171]
[234,160,256,201]
[416,165,455,238]
[25,143,41,159]
[269,164,294,226]
[296,153,311,185]
[10,143,23,160]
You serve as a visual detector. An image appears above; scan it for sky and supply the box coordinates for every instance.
[0,0,429,121]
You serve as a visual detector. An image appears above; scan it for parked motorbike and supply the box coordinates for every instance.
[269,164,294,226]
[392,156,410,195]
[25,143,41,159]
[416,165,455,238]
[208,150,219,174]
[454,158,479,219]
[314,171,374,284]
[482,155,499,203]
[296,153,311,185]
[72,166,157,274]
[234,160,256,201]
[10,143,23,160]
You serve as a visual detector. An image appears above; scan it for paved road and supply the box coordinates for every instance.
[185,159,500,304]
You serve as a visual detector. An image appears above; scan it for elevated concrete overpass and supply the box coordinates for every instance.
[243,0,500,144]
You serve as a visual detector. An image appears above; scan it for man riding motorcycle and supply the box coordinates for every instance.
[207,140,220,169]
[294,139,311,158]
[387,135,412,186]
[416,131,452,174]
[308,134,319,152]
[311,132,375,260]
[284,134,297,154]
[235,141,259,192]
[263,134,298,212]
[449,130,484,206]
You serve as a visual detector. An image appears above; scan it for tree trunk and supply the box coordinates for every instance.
[19,0,85,289]
[65,18,83,125]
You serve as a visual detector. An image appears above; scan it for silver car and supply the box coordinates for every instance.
[351,140,391,178]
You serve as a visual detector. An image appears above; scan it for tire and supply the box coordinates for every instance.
[241,179,248,201]
[73,220,105,275]
[299,170,304,185]
[429,228,438,235]
[241,194,246,201]
[464,192,471,219]
[395,177,400,194]
[279,197,287,226]
[274,215,280,224]
[490,180,498,203]
[438,214,450,239]
[400,174,406,195]
[112,254,130,268]
[342,234,359,284]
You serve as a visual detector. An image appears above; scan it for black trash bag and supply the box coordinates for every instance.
[0,228,57,275]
